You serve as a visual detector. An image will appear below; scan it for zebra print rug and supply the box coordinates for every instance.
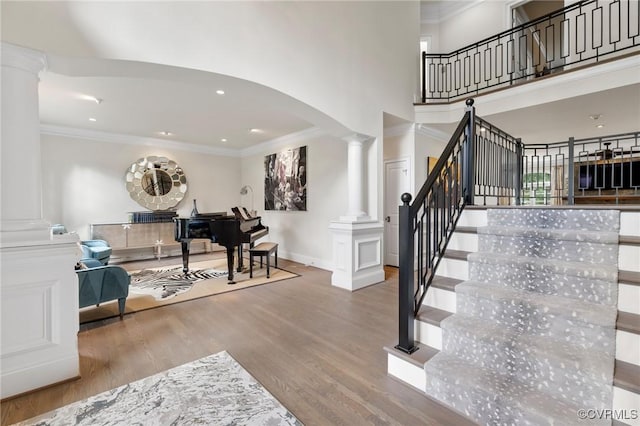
[130,266,228,300]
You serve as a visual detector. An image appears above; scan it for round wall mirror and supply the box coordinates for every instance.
[125,156,187,210]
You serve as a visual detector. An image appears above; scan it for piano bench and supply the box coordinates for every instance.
[249,242,278,278]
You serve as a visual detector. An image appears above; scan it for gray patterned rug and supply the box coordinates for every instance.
[15,351,302,426]
[130,266,228,300]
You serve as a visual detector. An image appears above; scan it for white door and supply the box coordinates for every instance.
[384,158,411,267]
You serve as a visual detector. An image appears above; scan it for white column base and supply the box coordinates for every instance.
[329,220,385,291]
[1,233,81,399]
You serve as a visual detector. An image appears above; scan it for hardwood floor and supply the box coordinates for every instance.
[1,254,473,426]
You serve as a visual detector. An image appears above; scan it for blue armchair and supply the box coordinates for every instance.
[76,261,130,318]
[80,240,112,265]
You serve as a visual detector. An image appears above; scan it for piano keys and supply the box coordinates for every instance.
[174,211,268,284]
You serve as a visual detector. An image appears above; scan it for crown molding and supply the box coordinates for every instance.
[240,126,325,157]
[384,123,414,138]
[40,124,242,157]
[421,0,484,25]
[415,124,450,142]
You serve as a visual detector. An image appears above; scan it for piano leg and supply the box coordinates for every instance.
[180,240,191,273]
[236,244,243,273]
[225,245,236,284]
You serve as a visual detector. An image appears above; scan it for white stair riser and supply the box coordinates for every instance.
[437,258,468,280]
[619,283,640,315]
[387,354,427,392]
[424,287,456,313]
[446,232,478,251]
[617,330,640,365]
[416,317,640,367]
[613,387,640,426]
[387,351,638,426]
[415,321,442,350]
[621,212,640,237]
[457,210,488,227]
[620,245,640,272]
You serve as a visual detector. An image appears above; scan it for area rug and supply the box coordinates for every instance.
[129,266,229,300]
[14,351,303,425]
[79,258,298,324]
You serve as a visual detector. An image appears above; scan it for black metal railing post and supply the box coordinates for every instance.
[396,192,418,354]
[421,51,427,103]
[515,138,523,205]
[463,99,476,205]
[568,137,575,205]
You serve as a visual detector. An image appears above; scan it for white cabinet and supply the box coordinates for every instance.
[91,222,211,262]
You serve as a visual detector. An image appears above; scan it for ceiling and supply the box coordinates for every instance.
[420,0,477,23]
[423,84,640,145]
[38,70,315,151]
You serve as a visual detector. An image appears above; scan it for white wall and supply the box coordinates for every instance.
[41,133,240,240]
[240,132,347,270]
[423,2,510,53]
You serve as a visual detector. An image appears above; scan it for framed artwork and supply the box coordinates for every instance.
[264,146,307,211]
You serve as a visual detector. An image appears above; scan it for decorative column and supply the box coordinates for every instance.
[342,137,369,221]
[329,133,384,291]
[1,42,80,399]
[0,43,51,242]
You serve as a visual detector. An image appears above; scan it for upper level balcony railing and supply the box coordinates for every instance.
[421,0,640,103]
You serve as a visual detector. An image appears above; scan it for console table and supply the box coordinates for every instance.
[91,222,212,262]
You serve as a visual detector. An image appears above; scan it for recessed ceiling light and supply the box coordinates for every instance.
[89,117,97,122]
[596,124,605,129]
[160,131,172,136]
[216,90,225,95]
[249,128,261,133]
[221,138,227,142]
[589,114,602,120]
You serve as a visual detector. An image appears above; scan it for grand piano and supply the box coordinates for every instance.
[174,210,268,283]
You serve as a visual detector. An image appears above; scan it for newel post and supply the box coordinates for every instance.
[463,98,476,205]
[396,193,418,354]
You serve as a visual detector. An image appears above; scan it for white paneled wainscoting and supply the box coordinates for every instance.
[386,207,640,426]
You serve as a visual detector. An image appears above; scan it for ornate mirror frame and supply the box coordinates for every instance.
[125,156,187,210]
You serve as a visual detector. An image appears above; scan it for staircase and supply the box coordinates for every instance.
[386,207,640,426]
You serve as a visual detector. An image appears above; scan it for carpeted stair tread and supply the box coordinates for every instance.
[425,352,609,426]
[430,276,463,292]
[417,305,452,326]
[619,270,640,286]
[383,343,439,368]
[439,315,614,406]
[617,311,640,335]
[443,249,469,261]
[487,208,620,232]
[478,225,619,244]
[456,280,618,329]
[468,252,618,305]
[441,314,614,376]
[619,235,640,246]
[468,251,618,282]
[614,360,640,394]
[477,226,619,264]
